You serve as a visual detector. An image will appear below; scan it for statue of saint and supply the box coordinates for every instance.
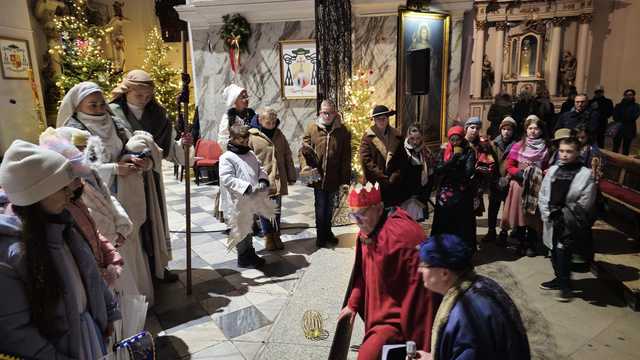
[520,39,533,76]
[559,51,577,96]
[482,55,494,98]
[106,1,129,72]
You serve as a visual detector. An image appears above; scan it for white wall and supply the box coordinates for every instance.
[0,0,45,154]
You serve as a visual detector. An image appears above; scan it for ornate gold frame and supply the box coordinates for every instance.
[396,9,450,144]
[278,39,317,100]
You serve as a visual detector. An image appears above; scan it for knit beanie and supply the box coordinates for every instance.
[0,140,75,206]
[499,116,517,130]
[223,84,246,107]
[464,116,482,129]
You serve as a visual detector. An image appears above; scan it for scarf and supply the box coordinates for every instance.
[521,166,544,215]
[517,137,548,167]
[405,139,430,186]
[127,102,145,120]
[431,271,477,358]
[227,142,251,154]
[75,112,123,163]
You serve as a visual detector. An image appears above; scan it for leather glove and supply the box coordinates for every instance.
[256,179,269,192]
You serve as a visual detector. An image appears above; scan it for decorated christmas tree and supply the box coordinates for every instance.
[143,27,181,122]
[50,0,119,104]
[342,69,376,178]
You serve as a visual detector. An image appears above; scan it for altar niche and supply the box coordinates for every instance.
[505,31,545,95]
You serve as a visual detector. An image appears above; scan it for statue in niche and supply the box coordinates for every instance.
[559,51,577,96]
[34,0,66,74]
[482,55,494,99]
[106,1,129,72]
[519,37,537,77]
[410,24,431,50]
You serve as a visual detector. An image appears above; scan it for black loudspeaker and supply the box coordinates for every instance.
[406,48,430,95]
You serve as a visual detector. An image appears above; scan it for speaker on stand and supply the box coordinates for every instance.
[406,48,430,132]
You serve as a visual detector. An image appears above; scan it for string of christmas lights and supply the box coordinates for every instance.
[342,68,376,178]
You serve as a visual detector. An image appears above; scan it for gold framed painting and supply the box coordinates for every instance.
[0,37,31,80]
[396,9,450,144]
[279,40,317,100]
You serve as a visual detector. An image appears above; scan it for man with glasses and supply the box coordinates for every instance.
[554,93,599,133]
[300,99,351,247]
[337,182,437,360]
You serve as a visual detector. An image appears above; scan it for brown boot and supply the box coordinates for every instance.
[264,233,277,251]
[273,232,285,250]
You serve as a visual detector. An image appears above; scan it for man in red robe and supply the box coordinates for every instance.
[338,182,439,359]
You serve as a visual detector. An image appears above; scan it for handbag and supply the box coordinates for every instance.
[605,122,622,138]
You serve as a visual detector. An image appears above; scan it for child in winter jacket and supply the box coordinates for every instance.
[538,136,596,302]
[219,124,270,268]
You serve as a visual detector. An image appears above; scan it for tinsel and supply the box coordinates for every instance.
[314,0,352,111]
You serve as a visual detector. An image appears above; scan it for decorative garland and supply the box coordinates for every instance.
[219,13,251,73]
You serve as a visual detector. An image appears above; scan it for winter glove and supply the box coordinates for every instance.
[256,179,270,192]
[244,185,253,195]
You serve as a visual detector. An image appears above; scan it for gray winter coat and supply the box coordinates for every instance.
[538,166,596,249]
[0,214,121,359]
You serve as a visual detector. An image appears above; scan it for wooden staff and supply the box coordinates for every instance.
[180,30,193,295]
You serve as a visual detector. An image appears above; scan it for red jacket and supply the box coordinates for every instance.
[348,207,438,354]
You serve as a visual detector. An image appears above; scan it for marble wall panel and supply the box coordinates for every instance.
[191,21,315,155]
[352,16,398,114]
[191,14,465,152]
[447,16,465,124]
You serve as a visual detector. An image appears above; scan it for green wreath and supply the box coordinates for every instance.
[219,13,251,53]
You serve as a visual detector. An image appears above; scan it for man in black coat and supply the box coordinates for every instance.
[589,86,614,148]
[612,89,640,155]
[555,94,599,133]
[487,93,513,139]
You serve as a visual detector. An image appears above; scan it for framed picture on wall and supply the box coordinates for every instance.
[279,40,317,100]
[0,37,31,80]
[396,9,450,144]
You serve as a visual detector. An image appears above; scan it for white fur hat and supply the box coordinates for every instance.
[223,84,246,107]
[0,140,75,206]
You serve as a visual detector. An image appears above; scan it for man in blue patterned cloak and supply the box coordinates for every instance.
[413,234,531,360]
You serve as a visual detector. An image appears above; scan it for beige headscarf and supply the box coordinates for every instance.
[111,69,155,101]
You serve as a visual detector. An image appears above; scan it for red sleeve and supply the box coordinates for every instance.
[347,239,365,314]
[506,157,520,176]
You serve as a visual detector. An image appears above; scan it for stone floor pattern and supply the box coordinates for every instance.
[147,162,640,360]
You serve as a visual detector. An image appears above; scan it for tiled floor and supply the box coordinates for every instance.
[150,161,640,360]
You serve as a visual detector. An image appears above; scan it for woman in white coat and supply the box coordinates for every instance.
[218,84,255,149]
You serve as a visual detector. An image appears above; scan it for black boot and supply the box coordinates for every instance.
[237,247,266,268]
[526,227,538,257]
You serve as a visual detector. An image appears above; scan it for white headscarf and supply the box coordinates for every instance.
[223,84,245,107]
[56,81,104,127]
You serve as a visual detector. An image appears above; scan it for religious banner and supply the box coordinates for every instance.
[0,37,31,79]
[396,10,450,144]
[279,40,317,100]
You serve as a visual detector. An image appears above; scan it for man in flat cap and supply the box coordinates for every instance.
[414,234,531,360]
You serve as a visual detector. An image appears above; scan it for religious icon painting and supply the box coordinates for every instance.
[396,10,450,145]
[279,40,317,100]
[0,37,31,79]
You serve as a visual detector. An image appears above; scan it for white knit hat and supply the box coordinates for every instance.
[223,84,246,107]
[0,140,75,206]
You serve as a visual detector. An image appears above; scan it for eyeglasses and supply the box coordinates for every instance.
[238,94,249,99]
[348,211,367,222]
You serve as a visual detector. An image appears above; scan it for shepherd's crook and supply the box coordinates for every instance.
[180,30,193,295]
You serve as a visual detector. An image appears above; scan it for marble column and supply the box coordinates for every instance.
[547,18,564,96]
[472,20,487,99]
[575,14,592,93]
[493,22,507,96]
